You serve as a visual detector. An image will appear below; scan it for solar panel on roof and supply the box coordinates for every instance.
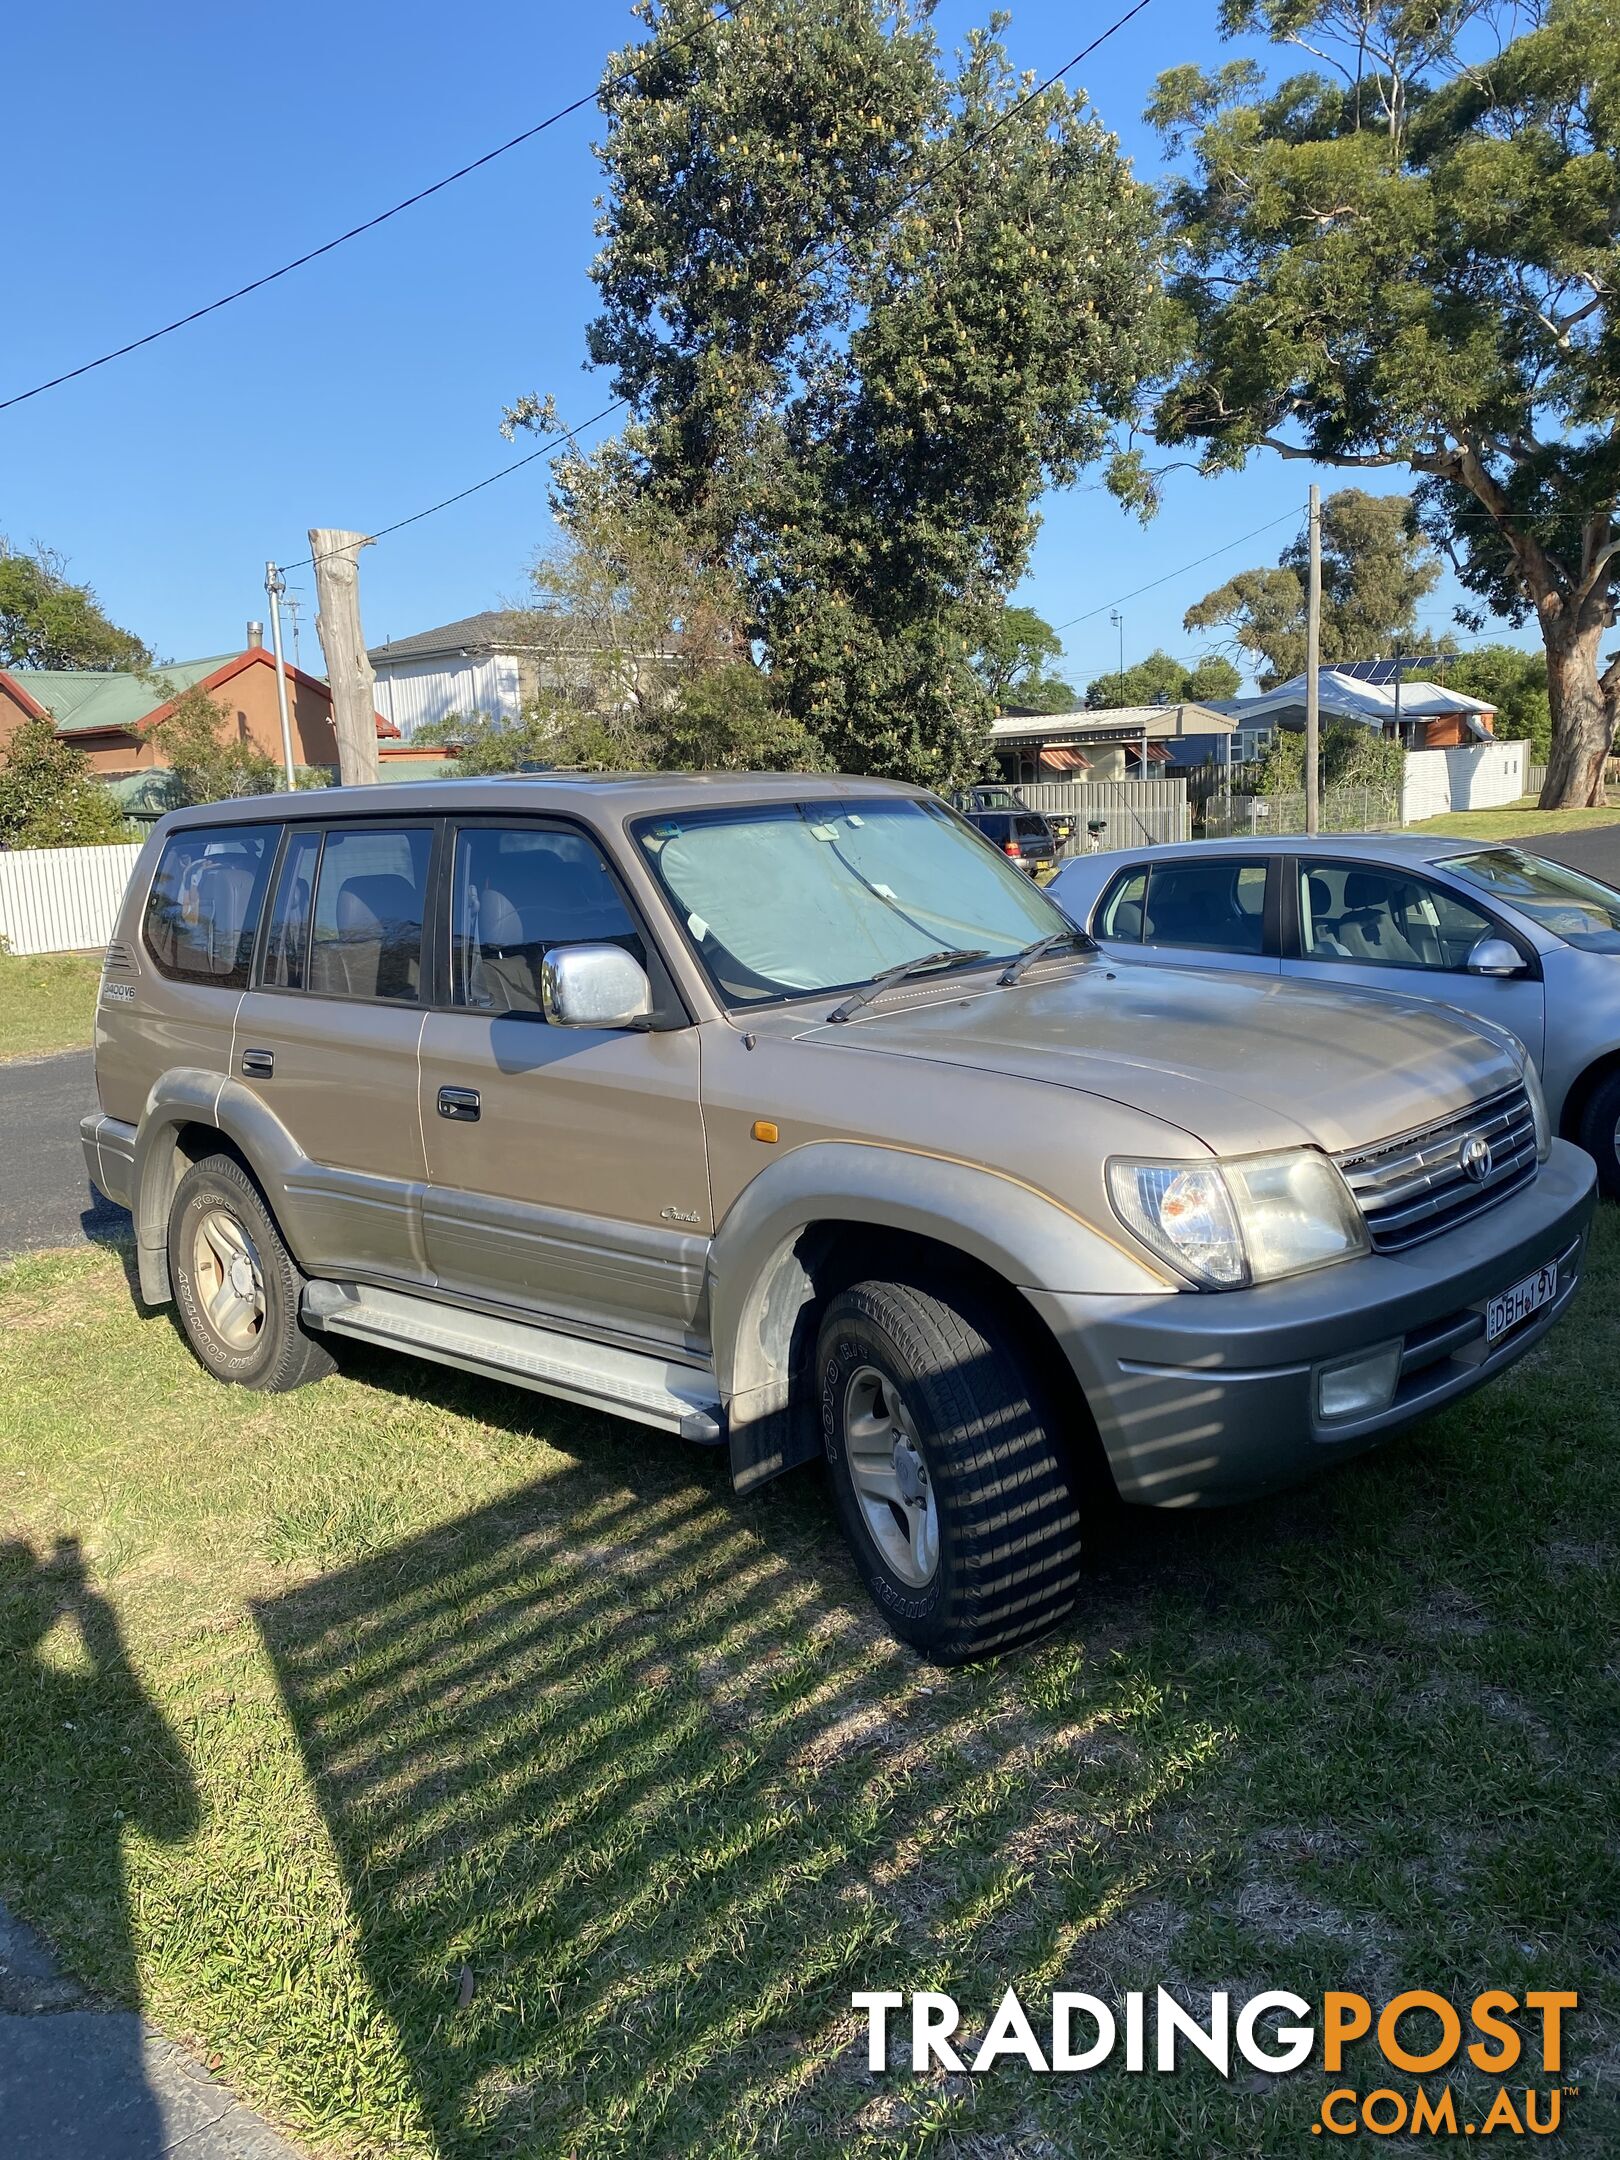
[1334,657,1448,684]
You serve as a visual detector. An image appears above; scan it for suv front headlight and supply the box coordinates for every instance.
[1107,1149,1370,1290]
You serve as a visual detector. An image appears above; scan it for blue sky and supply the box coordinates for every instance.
[4,0,1512,692]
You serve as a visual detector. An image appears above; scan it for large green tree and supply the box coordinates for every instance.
[1085,646,1240,707]
[1146,0,1620,806]
[513,0,1165,786]
[972,604,1078,712]
[0,540,151,672]
[1184,489,1442,686]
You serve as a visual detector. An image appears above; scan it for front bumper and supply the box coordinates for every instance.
[1027,1139,1597,1508]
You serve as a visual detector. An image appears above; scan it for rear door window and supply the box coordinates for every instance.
[306,826,433,1003]
[142,823,279,987]
[260,829,321,990]
[1141,859,1268,954]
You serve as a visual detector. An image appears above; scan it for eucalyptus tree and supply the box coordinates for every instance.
[1185,489,1442,686]
[1146,0,1619,803]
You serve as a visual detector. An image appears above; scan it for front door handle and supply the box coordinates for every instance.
[437,1086,481,1123]
[241,1048,274,1079]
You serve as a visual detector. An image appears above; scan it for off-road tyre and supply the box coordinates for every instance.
[1576,1067,1620,1199]
[167,1153,336,1391]
[817,1277,1084,1662]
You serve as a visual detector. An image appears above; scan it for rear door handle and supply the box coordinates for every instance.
[437,1086,481,1123]
[241,1048,274,1079]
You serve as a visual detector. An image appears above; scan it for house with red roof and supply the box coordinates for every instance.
[0,629,398,802]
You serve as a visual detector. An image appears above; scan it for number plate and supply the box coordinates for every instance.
[1486,1262,1559,1345]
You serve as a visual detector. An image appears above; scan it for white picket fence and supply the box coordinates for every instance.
[0,841,144,956]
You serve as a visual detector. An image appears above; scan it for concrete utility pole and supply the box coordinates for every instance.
[264,562,297,791]
[308,529,380,786]
[1305,484,1322,836]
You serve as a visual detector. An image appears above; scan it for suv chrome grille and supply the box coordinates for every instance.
[1335,1084,1538,1252]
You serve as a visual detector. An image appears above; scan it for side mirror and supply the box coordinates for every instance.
[541,943,653,1029]
[1466,934,1526,978]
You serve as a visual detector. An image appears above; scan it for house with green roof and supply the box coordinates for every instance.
[0,632,399,800]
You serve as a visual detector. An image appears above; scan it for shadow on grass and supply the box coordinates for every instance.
[79,1200,140,1304]
[248,1251,1620,2156]
[250,1326,1257,2155]
[0,1536,200,2154]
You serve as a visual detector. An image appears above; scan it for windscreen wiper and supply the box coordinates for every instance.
[826,948,990,1024]
[996,925,1095,988]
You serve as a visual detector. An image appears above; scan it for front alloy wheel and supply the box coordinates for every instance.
[842,1364,940,1588]
[818,1277,1085,1662]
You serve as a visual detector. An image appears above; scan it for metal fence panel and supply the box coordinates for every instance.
[1201,787,1400,837]
[0,842,145,956]
[1014,778,1189,853]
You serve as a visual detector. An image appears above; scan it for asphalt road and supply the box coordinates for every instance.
[1496,822,1620,884]
[0,1049,127,1262]
[1,818,1617,1267]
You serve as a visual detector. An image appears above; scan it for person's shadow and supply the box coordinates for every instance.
[0,1536,200,2155]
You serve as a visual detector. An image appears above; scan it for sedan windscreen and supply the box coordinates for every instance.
[1443,849,1620,954]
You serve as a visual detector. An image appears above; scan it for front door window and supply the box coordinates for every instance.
[447,824,646,1016]
[1299,864,1495,971]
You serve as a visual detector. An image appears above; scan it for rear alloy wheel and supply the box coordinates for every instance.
[817,1278,1084,1662]
[1577,1068,1620,1199]
[167,1153,335,1392]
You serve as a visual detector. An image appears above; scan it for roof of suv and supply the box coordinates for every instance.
[157,770,931,829]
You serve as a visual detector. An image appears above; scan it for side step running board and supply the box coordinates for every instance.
[302,1281,724,1443]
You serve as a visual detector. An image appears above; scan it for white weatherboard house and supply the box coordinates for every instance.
[368,610,673,745]
[367,612,534,742]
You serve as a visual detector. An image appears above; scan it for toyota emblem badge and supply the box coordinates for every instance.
[1459,1133,1494,1184]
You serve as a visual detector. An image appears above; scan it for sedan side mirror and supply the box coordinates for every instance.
[1466,934,1526,978]
[541,943,653,1028]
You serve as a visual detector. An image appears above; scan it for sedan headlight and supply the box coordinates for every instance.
[1108,1149,1370,1290]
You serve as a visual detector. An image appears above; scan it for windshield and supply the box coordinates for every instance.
[1442,848,1620,954]
[633,797,1069,1004]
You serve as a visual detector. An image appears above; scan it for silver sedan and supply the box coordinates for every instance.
[1049,833,1620,1195]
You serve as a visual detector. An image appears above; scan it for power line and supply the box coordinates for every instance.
[280,400,629,572]
[0,6,739,415]
[1052,508,1303,632]
[285,0,1159,573]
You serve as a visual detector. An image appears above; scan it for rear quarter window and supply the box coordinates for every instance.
[142,823,280,987]
[1097,867,1148,939]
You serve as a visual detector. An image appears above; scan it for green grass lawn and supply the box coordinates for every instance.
[0,949,102,1060]
[2,1227,1617,2157]
[1414,797,1620,839]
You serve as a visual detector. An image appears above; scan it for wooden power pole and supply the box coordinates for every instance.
[1304,484,1322,837]
[309,529,380,786]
